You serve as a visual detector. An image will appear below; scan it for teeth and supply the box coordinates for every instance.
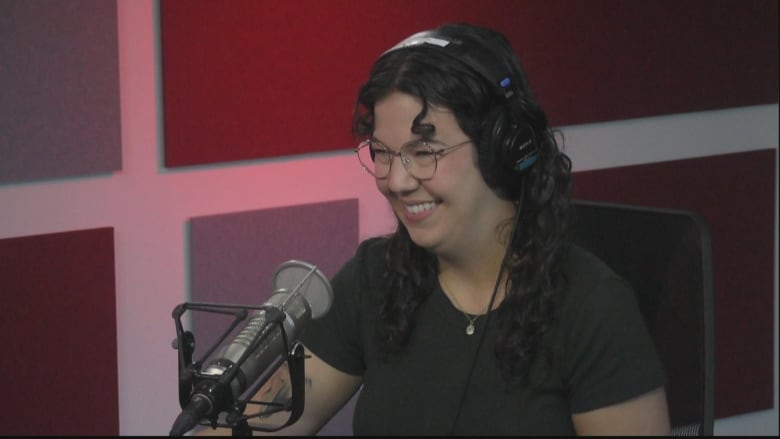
[406,202,436,214]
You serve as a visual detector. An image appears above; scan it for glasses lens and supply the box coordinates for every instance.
[403,141,436,180]
[356,140,439,180]
[357,141,389,178]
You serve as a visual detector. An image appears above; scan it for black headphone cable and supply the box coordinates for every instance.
[447,180,526,434]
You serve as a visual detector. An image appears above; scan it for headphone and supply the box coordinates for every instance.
[381,28,540,174]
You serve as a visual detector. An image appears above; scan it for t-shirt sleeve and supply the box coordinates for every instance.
[298,242,369,376]
[561,261,667,413]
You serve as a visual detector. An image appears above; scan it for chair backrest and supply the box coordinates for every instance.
[570,199,715,436]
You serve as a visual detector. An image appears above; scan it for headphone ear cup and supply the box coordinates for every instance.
[490,109,539,173]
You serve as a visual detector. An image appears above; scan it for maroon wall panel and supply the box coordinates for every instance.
[571,148,776,419]
[0,228,118,435]
[159,0,778,168]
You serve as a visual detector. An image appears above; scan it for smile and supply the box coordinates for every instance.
[405,202,437,214]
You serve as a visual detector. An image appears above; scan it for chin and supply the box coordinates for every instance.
[406,230,440,253]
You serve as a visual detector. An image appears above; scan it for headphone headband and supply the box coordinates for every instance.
[382,30,515,99]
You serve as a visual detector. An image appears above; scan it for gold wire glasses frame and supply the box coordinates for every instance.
[355,139,473,180]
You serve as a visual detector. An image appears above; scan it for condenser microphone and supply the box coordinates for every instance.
[169,260,333,436]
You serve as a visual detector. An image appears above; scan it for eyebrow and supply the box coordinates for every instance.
[369,135,443,149]
[368,135,388,146]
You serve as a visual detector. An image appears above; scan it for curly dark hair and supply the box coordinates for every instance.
[353,23,573,385]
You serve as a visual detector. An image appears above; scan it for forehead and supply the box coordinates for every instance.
[373,92,462,141]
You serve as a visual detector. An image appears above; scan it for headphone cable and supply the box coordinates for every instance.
[447,182,526,434]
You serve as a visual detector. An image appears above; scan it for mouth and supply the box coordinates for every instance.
[404,201,438,215]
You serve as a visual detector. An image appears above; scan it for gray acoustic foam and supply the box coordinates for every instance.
[0,0,122,183]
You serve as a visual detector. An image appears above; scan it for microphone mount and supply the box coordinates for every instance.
[170,301,307,435]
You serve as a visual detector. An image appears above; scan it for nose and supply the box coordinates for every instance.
[385,153,419,193]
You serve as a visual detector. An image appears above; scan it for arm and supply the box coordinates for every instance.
[197,346,362,436]
[267,346,363,435]
[571,387,671,436]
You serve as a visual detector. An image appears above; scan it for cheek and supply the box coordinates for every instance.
[375,179,390,196]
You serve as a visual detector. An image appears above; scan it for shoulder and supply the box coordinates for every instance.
[561,244,633,301]
[557,244,642,328]
[355,236,390,260]
[562,244,622,286]
[341,236,389,277]
[329,237,390,299]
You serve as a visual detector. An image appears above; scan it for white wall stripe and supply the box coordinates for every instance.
[561,104,778,172]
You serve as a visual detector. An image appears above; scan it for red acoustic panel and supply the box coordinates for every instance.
[0,227,118,435]
[571,148,776,419]
[159,0,778,168]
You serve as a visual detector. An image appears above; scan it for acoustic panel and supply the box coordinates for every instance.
[187,199,359,357]
[186,198,359,433]
[0,227,118,435]
[571,148,776,419]
[159,0,778,168]
[0,0,122,184]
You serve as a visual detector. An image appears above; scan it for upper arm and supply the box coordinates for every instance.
[562,259,669,435]
[571,387,671,436]
[281,345,363,435]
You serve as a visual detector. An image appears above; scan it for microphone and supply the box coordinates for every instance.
[169,260,333,436]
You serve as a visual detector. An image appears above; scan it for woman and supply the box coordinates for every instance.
[203,22,670,436]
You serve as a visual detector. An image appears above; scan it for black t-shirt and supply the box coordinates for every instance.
[300,238,666,435]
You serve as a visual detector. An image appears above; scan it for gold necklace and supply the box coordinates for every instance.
[440,275,487,336]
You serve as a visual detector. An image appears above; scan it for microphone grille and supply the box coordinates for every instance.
[272,260,333,319]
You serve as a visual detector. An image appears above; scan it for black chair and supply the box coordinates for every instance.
[570,199,715,436]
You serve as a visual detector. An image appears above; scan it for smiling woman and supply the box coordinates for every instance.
[367,92,513,254]
[189,24,670,435]
[198,22,672,436]
[324,24,668,435]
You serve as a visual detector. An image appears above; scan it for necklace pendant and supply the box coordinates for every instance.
[466,322,475,335]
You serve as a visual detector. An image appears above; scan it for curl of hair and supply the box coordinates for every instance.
[354,23,573,383]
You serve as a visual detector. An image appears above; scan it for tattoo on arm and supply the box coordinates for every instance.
[254,366,313,418]
[256,367,292,416]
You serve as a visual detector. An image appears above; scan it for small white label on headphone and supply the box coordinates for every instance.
[399,36,450,49]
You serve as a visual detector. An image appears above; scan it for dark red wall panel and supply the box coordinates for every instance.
[159,0,778,168]
[572,148,776,419]
[0,228,118,435]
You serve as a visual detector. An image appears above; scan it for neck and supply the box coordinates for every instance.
[438,255,507,315]
[437,204,517,314]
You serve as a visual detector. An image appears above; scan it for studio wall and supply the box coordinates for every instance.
[0,0,776,435]
[158,0,777,167]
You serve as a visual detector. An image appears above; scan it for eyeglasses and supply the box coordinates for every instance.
[355,138,472,180]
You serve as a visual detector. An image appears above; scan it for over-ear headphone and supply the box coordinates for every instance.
[381,27,539,174]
